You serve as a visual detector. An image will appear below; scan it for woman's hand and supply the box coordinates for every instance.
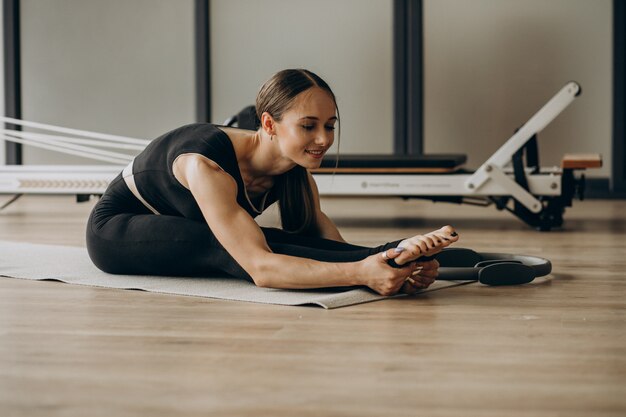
[393,225,459,266]
[399,259,439,295]
[358,248,420,296]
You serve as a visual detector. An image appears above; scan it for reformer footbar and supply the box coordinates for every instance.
[0,81,601,230]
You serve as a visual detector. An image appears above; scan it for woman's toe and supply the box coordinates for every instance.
[440,225,458,238]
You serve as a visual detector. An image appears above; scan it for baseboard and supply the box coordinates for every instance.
[586,177,626,199]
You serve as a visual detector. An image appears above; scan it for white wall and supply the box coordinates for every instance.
[424,0,612,177]
[1,0,614,179]
[20,0,195,165]
[210,0,394,155]
[0,4,4,165]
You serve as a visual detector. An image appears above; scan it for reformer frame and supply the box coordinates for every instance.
[0,81,601,230]
[310,81,601,230]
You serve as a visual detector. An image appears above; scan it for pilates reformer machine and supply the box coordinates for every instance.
[0,81,601,231]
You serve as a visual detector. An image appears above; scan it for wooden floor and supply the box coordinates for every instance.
[0,195,624,417]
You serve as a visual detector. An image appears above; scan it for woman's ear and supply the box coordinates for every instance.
[260,112,276,136]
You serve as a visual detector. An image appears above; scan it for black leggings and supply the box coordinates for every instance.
[86,179,402,282]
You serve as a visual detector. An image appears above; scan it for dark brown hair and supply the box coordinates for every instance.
[255,69,340,236]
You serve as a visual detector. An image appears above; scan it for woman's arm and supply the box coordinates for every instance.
[174,154,414,292]
[307,171,346,242]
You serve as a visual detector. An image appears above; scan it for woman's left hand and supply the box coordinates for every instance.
[400,259,439,294]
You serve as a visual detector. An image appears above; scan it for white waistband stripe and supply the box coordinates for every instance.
[122,160,161,215]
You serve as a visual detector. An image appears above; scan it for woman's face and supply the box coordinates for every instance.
[274,87,337,169]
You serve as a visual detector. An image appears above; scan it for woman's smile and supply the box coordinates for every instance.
[305,148,326,159]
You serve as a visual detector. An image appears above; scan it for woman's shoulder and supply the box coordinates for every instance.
[155,123,232,151]
[155,123,232,166]
[163,122,254,139]
[163,122,223,139]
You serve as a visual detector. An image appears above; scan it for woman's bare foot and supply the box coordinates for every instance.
[392,225,459,266]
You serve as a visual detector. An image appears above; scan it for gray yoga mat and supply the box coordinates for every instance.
[0,241,467,309]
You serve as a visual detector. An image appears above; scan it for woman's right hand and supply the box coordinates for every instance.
[358,248,418,296]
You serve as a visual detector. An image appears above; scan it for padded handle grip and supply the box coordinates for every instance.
[478,263,535,286]
[437,267,479,281]
[387,254,436,269]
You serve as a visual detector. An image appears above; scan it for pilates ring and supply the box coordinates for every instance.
[385,247,551,286]
[433,248,552,286]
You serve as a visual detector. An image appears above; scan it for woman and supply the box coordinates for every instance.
[86,69,459,296]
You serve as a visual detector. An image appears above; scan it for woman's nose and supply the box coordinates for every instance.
[315,131,333,147]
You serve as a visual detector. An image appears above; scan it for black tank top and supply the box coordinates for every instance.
[130,123,277,220]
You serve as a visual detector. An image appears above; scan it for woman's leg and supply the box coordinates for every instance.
[87,211,401,280]
[260,227,402,263]
[87,208,253,280]
[260,226,458,266]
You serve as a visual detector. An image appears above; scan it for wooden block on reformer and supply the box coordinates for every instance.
[561,153,603,169]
